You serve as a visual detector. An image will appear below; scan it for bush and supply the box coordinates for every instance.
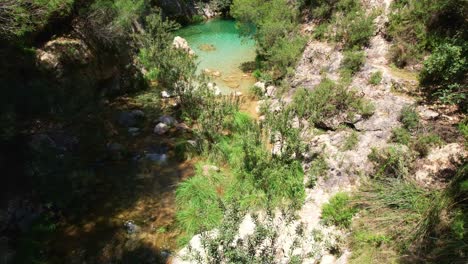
[369,71,383,85]
[368,146,413,178]
[334,9,375,50]
[399,105,420,130]
[0,0,75,39]
[175,168,224,237]
[419,43,467,107]
[292,78,374,126]
[307,154,328,188]
[459,118,468,142]
[341,50,365,75]
[343,131,359,150]
[232,0,305,79]
[321,192,357,228]
[391,127,412,145]
[412,133,443,157]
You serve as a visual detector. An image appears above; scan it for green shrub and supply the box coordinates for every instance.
[399,105,420,130]
[232,0,305,79]
[368,146,412,178]
[175,170,224,236]
[0,0,75,39]
[343,131,359,150]
[334,9,375,50]
[459,118,468,142]
[412,133,443,157]
[321,192,357,228]
[341,51,365,76]
[292,78,374,126]
[191,14,205,23]
[419,43,467,107]
[391,127,412,145]
[307,154,328,188]
[369,71,383,85]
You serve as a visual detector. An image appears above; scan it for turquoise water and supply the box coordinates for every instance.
[176,19,256,93]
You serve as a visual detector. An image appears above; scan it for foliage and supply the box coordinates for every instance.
[187,205,308,263]
[408,162,468,262]
[175,165,224,237]
[307,0,375,50]
[459,118,468,143]
[387,0,467,68]
[412,133,443,157]
[350,176,434,262]
[292,78,374,126]
[341,50,365,76]
[368,146,413,178]
[399,105,420,130]
[343,131,359,150]
[321,192,357,228]
[231,0,306,78]
[391,127,411,146]
[332,9,375,50]
[369,71,383,85]
[306,154,328,188]
[0,0,75,40]
[419,43,467,108]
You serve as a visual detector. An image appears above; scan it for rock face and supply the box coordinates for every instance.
[36,37,143,100]
[291,41,343,90]
[173,36,195,55]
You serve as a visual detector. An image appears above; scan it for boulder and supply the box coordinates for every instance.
[124,220,140,234]
[118,110,145,127]
[254,81,266,93]
[202,165,220,176]
[158,115,176,126]
[154,123,169,135]
[145,153,168,164]
[173,36,195,55]
[265,85,277,97]
[161,90,171,98]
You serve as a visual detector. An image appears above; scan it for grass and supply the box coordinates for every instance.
[412,133,443,157]
[306,154,328,188]
[342,131,359,150]
[349,177,434,262]
[368,145,413,178]
[399,105,420,130]
[321,192,357,228]
[368,71,383,85]
[341,50,365,76]
[176,107,306,244]
[391,127,412,145]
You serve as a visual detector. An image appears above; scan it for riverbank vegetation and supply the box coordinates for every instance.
[1,0,467,263]
[232,0,306,80]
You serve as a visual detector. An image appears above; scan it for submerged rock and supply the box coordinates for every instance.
[158,115,176,126]
[154,123,169,135]
[145,153,168,164]
[118,110,145,127]
[124,220,140,234]
[198,43,216,52]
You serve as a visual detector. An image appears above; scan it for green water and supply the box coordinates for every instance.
[176,19,256,93]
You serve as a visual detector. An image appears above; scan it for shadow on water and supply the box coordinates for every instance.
[19,96,199,263]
